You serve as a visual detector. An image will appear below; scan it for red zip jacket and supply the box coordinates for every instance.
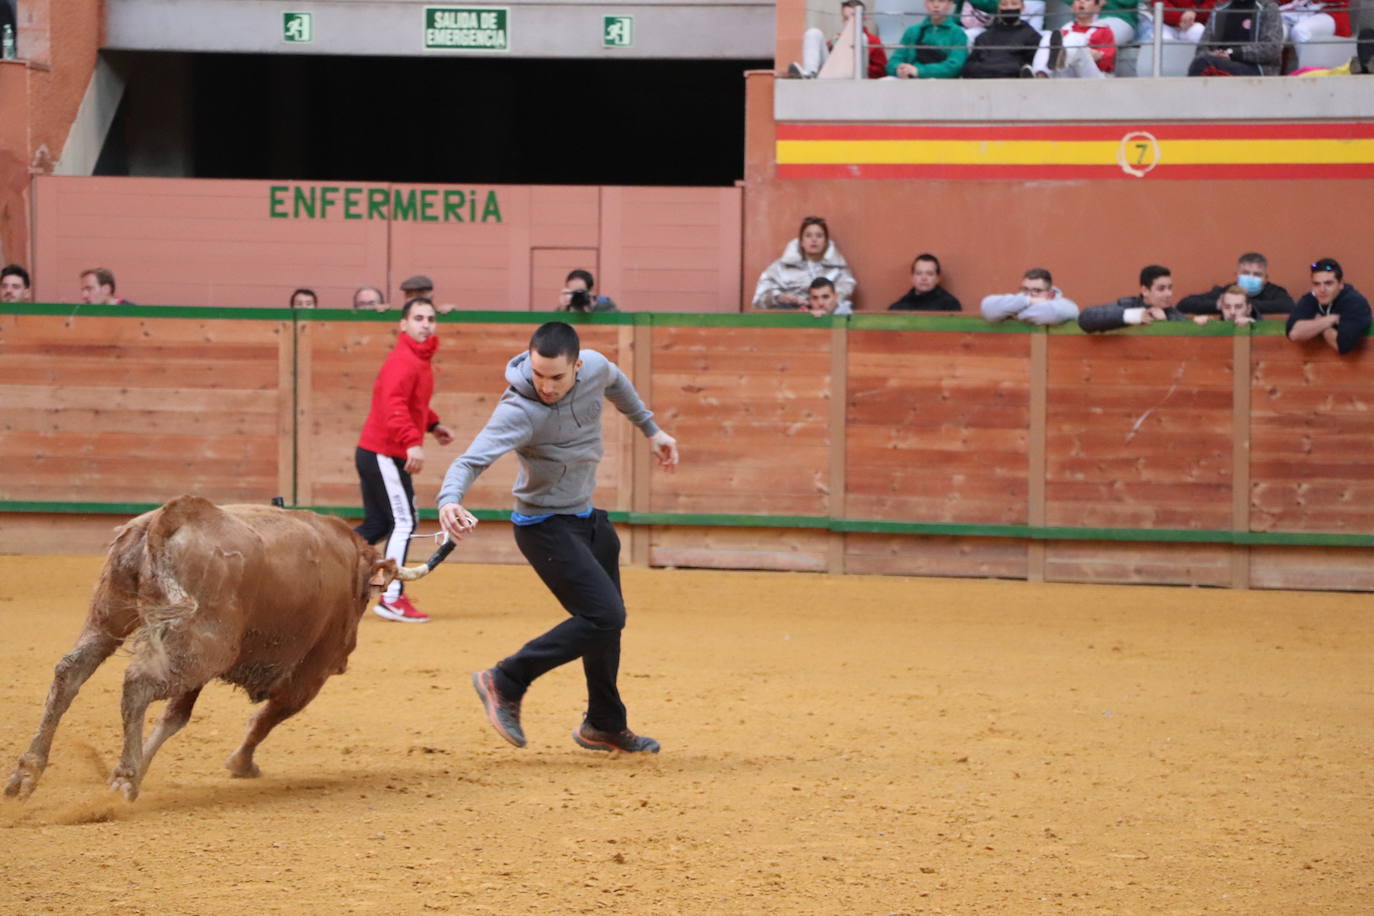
[357,333,441,459]
[1161,0,1215,27]
[1062,20,1117,73]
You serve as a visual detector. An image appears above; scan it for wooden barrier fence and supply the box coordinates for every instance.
[2,304,1371,591]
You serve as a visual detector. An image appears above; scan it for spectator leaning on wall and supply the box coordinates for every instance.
[980,268,1079,326]
[1177,252,1294,317]
[753,216,856,313]
[1,264,31,302]
[1285,258,1371,355]
[1078,264,1187,332]
[79,268,132,306]
[1190,284,1258,325]
[353,286,388,312]
[556,269,619,313]
[889,253,961,311]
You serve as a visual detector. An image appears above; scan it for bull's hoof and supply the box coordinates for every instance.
[224,755,261,779]
[109,769,140,802]
[5,757,42,798]
[4,771,34,798]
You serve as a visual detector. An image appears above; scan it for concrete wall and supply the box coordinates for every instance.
[104,0,774,59]
[746,73,1374,314]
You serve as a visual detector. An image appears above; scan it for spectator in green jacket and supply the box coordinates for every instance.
[889,0,969,79]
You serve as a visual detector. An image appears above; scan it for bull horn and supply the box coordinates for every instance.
[393,562,432,581]
[394,536,457,581]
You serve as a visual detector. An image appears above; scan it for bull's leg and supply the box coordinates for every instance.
[109,664,170,802]
[225,671,330,779]
[5,630,122,799]
[138,686,203,778]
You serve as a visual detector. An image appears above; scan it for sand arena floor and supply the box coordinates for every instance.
[1,555,1372,915]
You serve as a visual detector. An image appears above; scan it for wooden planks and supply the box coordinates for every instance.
[846,330,1031,524]
[648,326,835,517]
[1250,337,1374,534]
[0,314,287,504]
[1045,336,1235,531]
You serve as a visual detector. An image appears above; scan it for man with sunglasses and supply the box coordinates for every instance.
[979,267,1079,326]
[1286,258,1371,355]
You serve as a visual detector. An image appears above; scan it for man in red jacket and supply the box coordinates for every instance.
[355,298,453,622]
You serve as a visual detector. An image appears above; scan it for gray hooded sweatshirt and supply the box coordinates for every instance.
[437,349,660,516]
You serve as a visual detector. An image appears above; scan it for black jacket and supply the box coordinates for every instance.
[1078,296,1187,332]
[1177,281,1294,316]
[888,286,963,312]
[961,20,1042,78]
[1285,284,1372,355]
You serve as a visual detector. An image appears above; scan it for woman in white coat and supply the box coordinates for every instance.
[752,216,857,313]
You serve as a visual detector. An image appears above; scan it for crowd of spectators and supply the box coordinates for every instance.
[2,241,1365,355]
[788,0,1372,79]
[748,217,1370,353]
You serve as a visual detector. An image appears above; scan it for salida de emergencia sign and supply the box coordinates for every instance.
[425,7,509,51]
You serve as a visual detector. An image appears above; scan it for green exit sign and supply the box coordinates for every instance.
[283,12,313,43]
[425,7,510,51]
[602,15,634,47]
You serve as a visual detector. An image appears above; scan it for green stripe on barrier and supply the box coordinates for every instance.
[4,501,1369,548]
[0,305,1357,339]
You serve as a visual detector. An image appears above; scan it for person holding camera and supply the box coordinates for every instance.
[556,269,619,313]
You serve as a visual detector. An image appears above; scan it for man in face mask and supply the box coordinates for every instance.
[960,0,1044,77]
[1176,252,1296,317]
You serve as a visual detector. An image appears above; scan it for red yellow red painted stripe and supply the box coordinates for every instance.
[775,122,1374,179]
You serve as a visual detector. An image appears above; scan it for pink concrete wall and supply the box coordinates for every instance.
[32,177,744,311]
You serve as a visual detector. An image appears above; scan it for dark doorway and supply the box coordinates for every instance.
[101,52,767,186]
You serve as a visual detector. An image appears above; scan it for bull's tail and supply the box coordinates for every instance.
[131,496,211,679]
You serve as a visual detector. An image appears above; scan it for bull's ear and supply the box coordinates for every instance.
[369,559,398,587]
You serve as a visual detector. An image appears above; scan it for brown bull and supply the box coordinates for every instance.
[4,495,439,802]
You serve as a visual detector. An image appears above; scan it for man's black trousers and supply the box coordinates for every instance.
[494,510,628,732]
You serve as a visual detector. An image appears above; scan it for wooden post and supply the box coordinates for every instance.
[828,323,848,574]
[277,319,296,505]
[616,323,638,563]
[1230,332,1252,589]
[294,320,314,507]
[1026,331,1048,582]
[631,321,653,566]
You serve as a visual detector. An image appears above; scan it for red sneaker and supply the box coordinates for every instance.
[373,593,430,623]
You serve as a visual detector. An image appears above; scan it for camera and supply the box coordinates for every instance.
[568,289,591,311]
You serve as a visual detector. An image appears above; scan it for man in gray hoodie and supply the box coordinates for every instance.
[437,321,679,754]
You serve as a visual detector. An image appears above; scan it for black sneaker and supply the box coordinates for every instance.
[1048,30,1066,72]
[572,721,661,754]
[472,669,526,748]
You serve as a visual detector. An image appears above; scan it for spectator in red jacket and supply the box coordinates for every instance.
[354,297,454,623]
[790,0,889,79]
[1139,0,1215,44]
[1032,0,1116,77]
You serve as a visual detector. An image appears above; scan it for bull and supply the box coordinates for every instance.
[4,495,445,802]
